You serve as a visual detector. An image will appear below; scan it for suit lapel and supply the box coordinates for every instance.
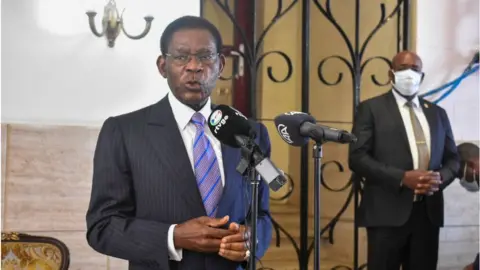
[216,139,242,218]
[385,92,411,154]
[419,99,438,168]
[210,103,241,218]
[146,97,206,216]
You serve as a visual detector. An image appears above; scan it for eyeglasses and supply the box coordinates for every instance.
[164,53,219,66]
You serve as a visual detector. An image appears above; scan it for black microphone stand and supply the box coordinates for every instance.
[312,141,323,270]
[307,127,355,270]
[247,169,261,270]
[235,134,260,270]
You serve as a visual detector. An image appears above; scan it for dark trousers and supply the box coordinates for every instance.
[366,201,440,270]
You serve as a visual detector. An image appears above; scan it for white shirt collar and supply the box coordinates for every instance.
[168,92,212,130]
[391,89,420,108]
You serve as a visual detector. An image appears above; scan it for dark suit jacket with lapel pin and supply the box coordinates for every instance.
[86,96,273,270]
[349,91,460,228]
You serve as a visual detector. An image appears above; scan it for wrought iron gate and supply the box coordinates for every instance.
[200,1,411,269]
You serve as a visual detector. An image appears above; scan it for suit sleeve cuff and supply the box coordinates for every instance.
[168,224,183,261]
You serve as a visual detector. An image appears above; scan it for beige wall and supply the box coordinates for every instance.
[1,124,116,269]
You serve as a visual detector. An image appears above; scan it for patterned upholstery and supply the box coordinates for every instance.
[1,232,70,270]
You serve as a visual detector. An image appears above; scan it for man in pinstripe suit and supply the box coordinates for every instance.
[86,16,272,270]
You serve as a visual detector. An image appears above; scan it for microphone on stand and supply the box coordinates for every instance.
[207,104,287,270]
[273,111,357,145]
[207,104,287,191]
[272,111,357,270]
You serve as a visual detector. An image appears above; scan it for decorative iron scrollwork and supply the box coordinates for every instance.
[317,55,355,86]
[204,0,410,269]
[314,0,404,95]
[256,51,294,83]
[207,2,300,269]
[311,1,408,269]
[360,56,392,86]
[212,0,297,84]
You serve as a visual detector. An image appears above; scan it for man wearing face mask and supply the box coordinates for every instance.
[456,143,479,270]
[457,142,479,192]
[349,51,460,270]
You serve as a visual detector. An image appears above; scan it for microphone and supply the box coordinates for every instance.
[273,111,357,145]
[207,104,255,148]
[208,105,287,191]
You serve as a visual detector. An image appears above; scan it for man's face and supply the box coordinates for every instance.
[388,51,424,83]
[157,28,225,109]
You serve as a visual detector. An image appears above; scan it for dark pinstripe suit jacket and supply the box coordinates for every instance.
[86,96,273,270]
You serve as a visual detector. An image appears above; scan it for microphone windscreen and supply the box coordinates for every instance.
[207,105,255,148]
[274,112,316,146]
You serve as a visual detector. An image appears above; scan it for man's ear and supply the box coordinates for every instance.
[218,54,226,77]
[157,55,167,78]
[388,69,395,83]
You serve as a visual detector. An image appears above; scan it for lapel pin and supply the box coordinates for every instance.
[424,103,429,108]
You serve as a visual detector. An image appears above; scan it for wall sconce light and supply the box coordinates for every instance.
[86,0,154,48]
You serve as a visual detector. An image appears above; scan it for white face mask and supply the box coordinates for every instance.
[391,69,422,96]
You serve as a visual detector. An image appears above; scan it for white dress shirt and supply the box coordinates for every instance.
[166,92,225,261]
[391,90,431,170]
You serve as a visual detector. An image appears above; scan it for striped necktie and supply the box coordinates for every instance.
[191,112,223,217]
[406,101,430,201]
